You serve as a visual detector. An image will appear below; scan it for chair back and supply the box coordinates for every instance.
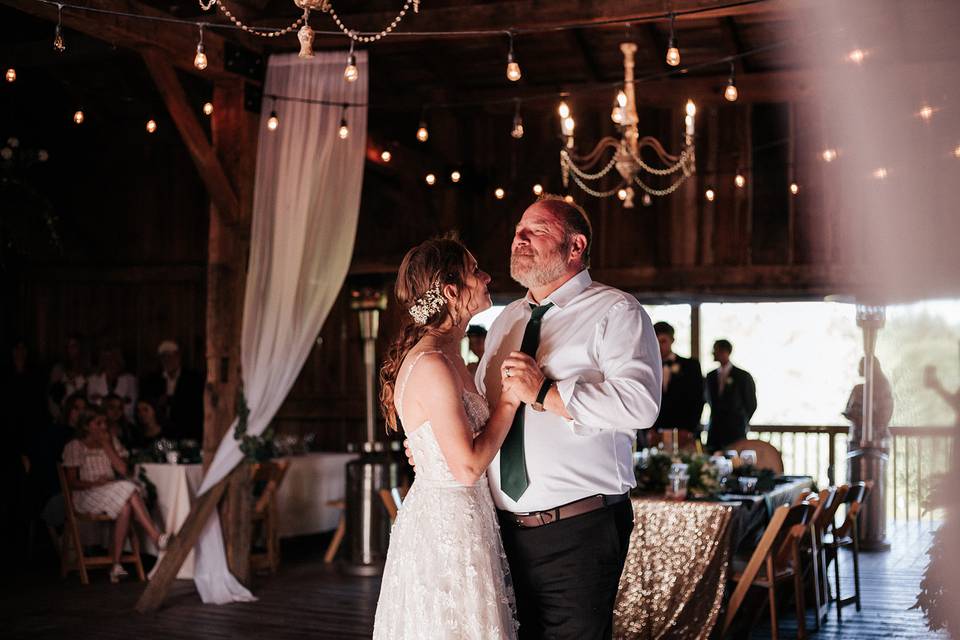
[772,502,815,568]
[834,481,867,537]
[726,438,784,474]
[57,464,77,515]
[250,459,291,516]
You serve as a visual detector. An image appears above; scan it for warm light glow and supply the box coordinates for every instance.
[617,189,628,201]
[872,167,888,180]
[344,54,358,83]
[451,170,461,183]
[416,124,429,142]
[506,61,522,82]
[847,49,866,65]
[425,173,436,186]
[789,182,799,195]
[666,45,680,67]
[641,193,653,207]
[494,187,505,199]
[381,150,392,162]
[918,105,936,121]
[954,145,960,159]
[203,102,214,116]
[194,45,208,71]
[617,90,628,108]
[338,122,350,140]
[73,110,84,125]
[511,117,524,139]
[724,81,738,102]
[5,68,15,83]
[705,188,716,202]
[685,100,696,117]
[561,116,575,136]
[558,101,570,119]
[821,148,838,162]
[735,173,746,188]
[563,195,574,203]
[532,184,543,196]
[267,111,279,131]
[146,119,158,134]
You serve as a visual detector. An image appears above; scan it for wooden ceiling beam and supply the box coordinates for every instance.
[4,0,262,81]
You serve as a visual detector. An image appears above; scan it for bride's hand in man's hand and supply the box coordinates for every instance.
[500,352,544,405]
[499,378,522,408]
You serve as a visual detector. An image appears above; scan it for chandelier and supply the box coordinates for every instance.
[560,43,696,208]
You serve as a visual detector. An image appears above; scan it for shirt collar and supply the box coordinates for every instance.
[523,269,592,310]
[719,362,733,375]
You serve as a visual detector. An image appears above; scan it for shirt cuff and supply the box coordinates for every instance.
[554,375,580,427]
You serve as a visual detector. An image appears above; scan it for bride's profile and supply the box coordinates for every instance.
[373,234,520,639]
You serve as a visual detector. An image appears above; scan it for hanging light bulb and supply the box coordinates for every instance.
[705,188,716,202]
[724,63,738,102]
[511,100,524,139]
[53,5,66,52]
[665,13,680,67]
[344,40,358,82]
[5,68,15,83]
[558,100,570,119]
[203,102,214,116]
[416,117,428,142]
[734,173,746,188]
[337,104,350,139]
[267,110,279,131]
[425,173,436,186]
[532,184,543,196]
[146,119,158,134]
[494,187,505,200]
[451,170,461,183]
[194,25,208,71]
[73,109,84,124]
[789,182,799,195]
[641,193,653,207]
[506,34,521,82]
[821,148,838,162]
[381,150,392,162]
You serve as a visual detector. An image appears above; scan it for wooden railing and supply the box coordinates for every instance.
[739,424,955,521]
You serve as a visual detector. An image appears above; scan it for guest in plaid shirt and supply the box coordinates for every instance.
[62,408,171,582]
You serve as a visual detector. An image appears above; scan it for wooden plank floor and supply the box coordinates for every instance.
[0,523,943,639]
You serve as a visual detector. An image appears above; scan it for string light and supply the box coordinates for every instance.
[73,109,84,124]
[267,109,279,131]
[425,173,436,186]
[918,104,936,121]
[705,188,715,202]
[734,173,746,188]
[146,119,158,134]
[847,49,866,65]
[194,24,208,71]
[872,167,888,180]
[381,150,392,162]
[532,184,543,196]
[416,110,428,142]
[506,33,521,82]
[344,40,358,83]
[724,62,738,102]
[789,182,799,195]
[665,13,680,67]
[451,170,461,183]
[821,148,838,162]
[511,100,524,139]
[5,68,15,83]
[203,102,214,116]
[494,187,505,199]
[53,3,66,52]
[338,105,349,140]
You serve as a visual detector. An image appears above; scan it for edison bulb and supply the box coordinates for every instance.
[73,110,84,125]
[705,188,715,202]
[724,82,738,102]
[381,150,392,162]
[821,148,837,163]
[5,68,15,83]
[267,111,279,131]
[789,182,799,195]
[416,125,428,142]
[511,120,524,139]
[194,45,208,71]
[734,173,746,188]
[506,60,521,82]
[450,170,461,183]
[146,119,158,133]
[338,123,349,139]
[532,184,543,196]
[203,102,214,116]
[425,173,436,186]
[666,46,680,67]
[344,54,358,82]
[494,187,505,199]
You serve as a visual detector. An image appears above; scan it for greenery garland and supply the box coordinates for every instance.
[233,389,277,462]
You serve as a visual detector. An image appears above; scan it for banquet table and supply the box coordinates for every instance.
[613,476,814,639]
[139,452,357,579]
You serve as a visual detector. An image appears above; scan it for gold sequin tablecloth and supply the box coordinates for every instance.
[613,498,734,640]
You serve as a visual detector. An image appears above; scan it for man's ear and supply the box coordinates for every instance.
[568,234,587,261]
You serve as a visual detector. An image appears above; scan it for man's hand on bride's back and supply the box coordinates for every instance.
[403,438,416,469]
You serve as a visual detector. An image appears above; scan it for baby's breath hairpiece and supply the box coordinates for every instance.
[408,280,446,325]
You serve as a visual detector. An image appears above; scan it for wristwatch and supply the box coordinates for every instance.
[532,378,553,412]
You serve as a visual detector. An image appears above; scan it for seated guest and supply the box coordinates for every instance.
[133,398,165,449]
[465,325,487,376]
[87,345,137,423]
[62,408,169,582]
[651,322,705,448]
[47,334,89,424]
[705,339,757,451]
[140,340,204,441]
[103,393,136,449]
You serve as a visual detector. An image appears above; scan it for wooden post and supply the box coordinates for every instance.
[221,463,253,586]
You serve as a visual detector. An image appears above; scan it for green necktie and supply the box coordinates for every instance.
[500,302,554,501]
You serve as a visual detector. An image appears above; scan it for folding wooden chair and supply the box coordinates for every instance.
[824,481,868,622]
[249,459,291,574]
[727,438,785,474]
[723,502,815,640]
[56,464,145,585]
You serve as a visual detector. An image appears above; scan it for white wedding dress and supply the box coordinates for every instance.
[373,351,519,640]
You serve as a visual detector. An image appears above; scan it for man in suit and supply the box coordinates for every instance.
[705,339,757,451]
[651,322,704,445]
[140,340,204,441]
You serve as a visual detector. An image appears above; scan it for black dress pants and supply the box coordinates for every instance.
[499,499,634,640]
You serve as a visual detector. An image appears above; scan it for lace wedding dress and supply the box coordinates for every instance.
[373,351,518,640]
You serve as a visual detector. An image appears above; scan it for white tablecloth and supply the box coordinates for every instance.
[140,452,356,578]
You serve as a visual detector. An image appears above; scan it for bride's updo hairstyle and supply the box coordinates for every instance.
[379,233,475,431]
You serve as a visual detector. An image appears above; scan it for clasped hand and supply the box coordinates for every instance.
[500,351,545,405]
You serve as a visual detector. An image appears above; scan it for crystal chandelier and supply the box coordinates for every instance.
[560,43,696,208]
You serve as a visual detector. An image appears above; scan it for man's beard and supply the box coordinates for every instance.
[510,242,569,289]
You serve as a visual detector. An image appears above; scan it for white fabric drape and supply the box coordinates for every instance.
[191,51,368,604]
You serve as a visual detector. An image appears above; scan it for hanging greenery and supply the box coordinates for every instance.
[912,473,959,636]
[233,388,277,462]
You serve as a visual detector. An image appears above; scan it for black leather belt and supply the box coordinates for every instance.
[499,493,629,529]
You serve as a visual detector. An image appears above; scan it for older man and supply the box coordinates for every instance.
[478,195,661,639]
[140,340,204,441]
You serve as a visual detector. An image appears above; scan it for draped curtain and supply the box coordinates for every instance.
[191,50,368,604]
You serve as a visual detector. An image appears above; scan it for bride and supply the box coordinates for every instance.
[374,235,521,639]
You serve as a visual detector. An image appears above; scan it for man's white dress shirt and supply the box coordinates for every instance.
[476,270,662,513]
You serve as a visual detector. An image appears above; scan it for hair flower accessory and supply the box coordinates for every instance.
[408,280,446,325]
